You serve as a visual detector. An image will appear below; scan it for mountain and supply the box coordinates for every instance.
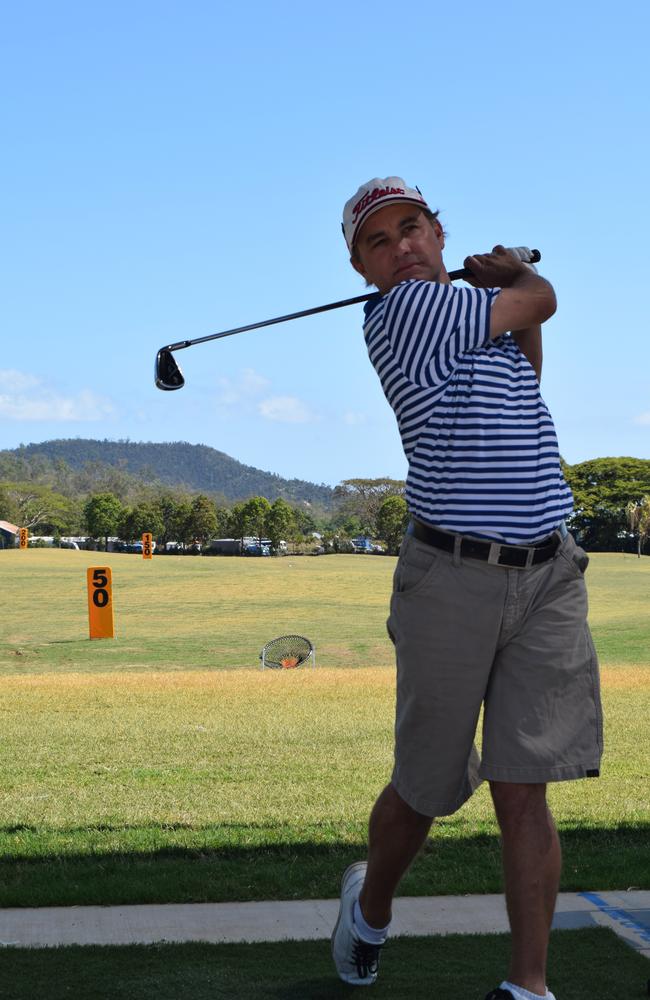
[6,439,334,505]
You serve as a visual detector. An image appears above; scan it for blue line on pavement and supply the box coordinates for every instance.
[579,891,650,944]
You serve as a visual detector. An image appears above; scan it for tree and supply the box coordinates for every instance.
[172,501,194,545]
[564,458,650,551]
[156,493,181,546]
[377,495,410,554]
[626,497,650,558]
[31,495,83,536]
[83,493,123,550]
[117,503,164,543]
[266,498,296,551]
[214,506,231,538]
[0,481,75,532]
[185,494,218,546]
[333,478,405,536]
[227,502,247,544]
[294,508,318,536]
[327,511,364,538]
[0,485,20,525]
[240,496,271,547]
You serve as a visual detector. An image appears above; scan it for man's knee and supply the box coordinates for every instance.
[489,781,548,829]
[377,783,434,829]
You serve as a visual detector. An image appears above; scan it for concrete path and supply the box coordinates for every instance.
[1,891,648,958]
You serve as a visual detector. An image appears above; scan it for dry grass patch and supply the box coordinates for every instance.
[0,665,647,832]
[0,668,395,829]
[0,664,647,904]
[600,664,648,689]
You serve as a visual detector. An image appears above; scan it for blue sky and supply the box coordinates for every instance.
[1,1,648,486]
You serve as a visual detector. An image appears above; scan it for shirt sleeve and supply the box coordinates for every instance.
[382,280,499,386]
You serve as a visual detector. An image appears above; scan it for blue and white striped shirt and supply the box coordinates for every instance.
[364,280,573,544]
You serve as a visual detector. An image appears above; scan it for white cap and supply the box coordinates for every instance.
[342,176,429,252]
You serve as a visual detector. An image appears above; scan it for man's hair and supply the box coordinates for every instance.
[350,207,443,263]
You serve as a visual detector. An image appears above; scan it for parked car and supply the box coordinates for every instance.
[243,542,271,556]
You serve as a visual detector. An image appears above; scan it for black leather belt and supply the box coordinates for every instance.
[407,519,566,568]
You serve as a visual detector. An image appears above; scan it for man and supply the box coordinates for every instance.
[331,178,603,1000]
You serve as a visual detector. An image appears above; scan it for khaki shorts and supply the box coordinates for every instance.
[386,529,603,818]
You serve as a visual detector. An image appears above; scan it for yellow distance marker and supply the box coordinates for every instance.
[19,528,28,549]
[142,532,153,559]
[87,566,115,639]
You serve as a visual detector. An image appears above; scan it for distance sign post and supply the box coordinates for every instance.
[19,528,28,549]
[87,566,115,639]
[142,532,153,559]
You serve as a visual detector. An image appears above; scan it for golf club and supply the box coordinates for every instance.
[154,250,541,390]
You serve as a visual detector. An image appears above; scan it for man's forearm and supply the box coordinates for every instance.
[465,247,557,339]
[513,325,543,382]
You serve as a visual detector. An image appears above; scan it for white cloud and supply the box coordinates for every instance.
[0,369,41,391]
[343,411,367,426]
[215,371,315,424]
[0,370,114,422]
[633,412,650,426]
[216,367,270,405]
[258,396,315,423]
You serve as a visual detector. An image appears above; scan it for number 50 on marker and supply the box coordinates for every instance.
[87,566,115,639]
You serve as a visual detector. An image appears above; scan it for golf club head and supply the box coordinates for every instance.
[155,349,185,390]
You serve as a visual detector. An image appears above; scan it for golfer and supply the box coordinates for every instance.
[331,178,603,1000]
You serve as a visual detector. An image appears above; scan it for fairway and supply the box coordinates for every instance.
[1,549,648,908]
[2,549,395,673]
[3,548,649,673]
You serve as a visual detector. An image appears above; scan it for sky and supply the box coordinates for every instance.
[1,0,649,487]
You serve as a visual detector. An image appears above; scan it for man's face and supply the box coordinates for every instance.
[351,203,447,294]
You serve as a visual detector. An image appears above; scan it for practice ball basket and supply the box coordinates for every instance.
[259,635,315,670]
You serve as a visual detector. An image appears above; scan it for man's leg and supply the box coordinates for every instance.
[331,782,433,985]
[490,781,561,997]
[359,782,434,927]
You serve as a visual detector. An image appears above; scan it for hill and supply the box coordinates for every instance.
[4,439,334,506]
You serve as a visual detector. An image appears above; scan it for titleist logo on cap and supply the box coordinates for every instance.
[342,176,429,252]
[352,185,406,223]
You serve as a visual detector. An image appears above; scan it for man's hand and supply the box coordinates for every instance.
[466,245,557,339]
[463,245,533,289]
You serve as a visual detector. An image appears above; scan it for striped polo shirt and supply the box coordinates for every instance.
[363,279,573,544]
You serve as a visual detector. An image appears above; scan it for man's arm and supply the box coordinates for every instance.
[463,245,556,340]
[513,325,543,382]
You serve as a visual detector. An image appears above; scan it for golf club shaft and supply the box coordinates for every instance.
[160,250,541,354]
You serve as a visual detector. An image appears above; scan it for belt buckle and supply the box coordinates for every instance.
[487,542,502,565]
[493,543,534,568]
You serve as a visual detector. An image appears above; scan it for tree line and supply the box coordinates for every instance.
[1,455,649,555]
[0,476,411,554]
[82,493,311,552]
[76,488,413,554]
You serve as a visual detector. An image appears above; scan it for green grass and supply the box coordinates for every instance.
[0,549,396,673]
[0,550,648,907]
[2,549,649,673]
[0,929,648,999]
[0,667,647,906]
